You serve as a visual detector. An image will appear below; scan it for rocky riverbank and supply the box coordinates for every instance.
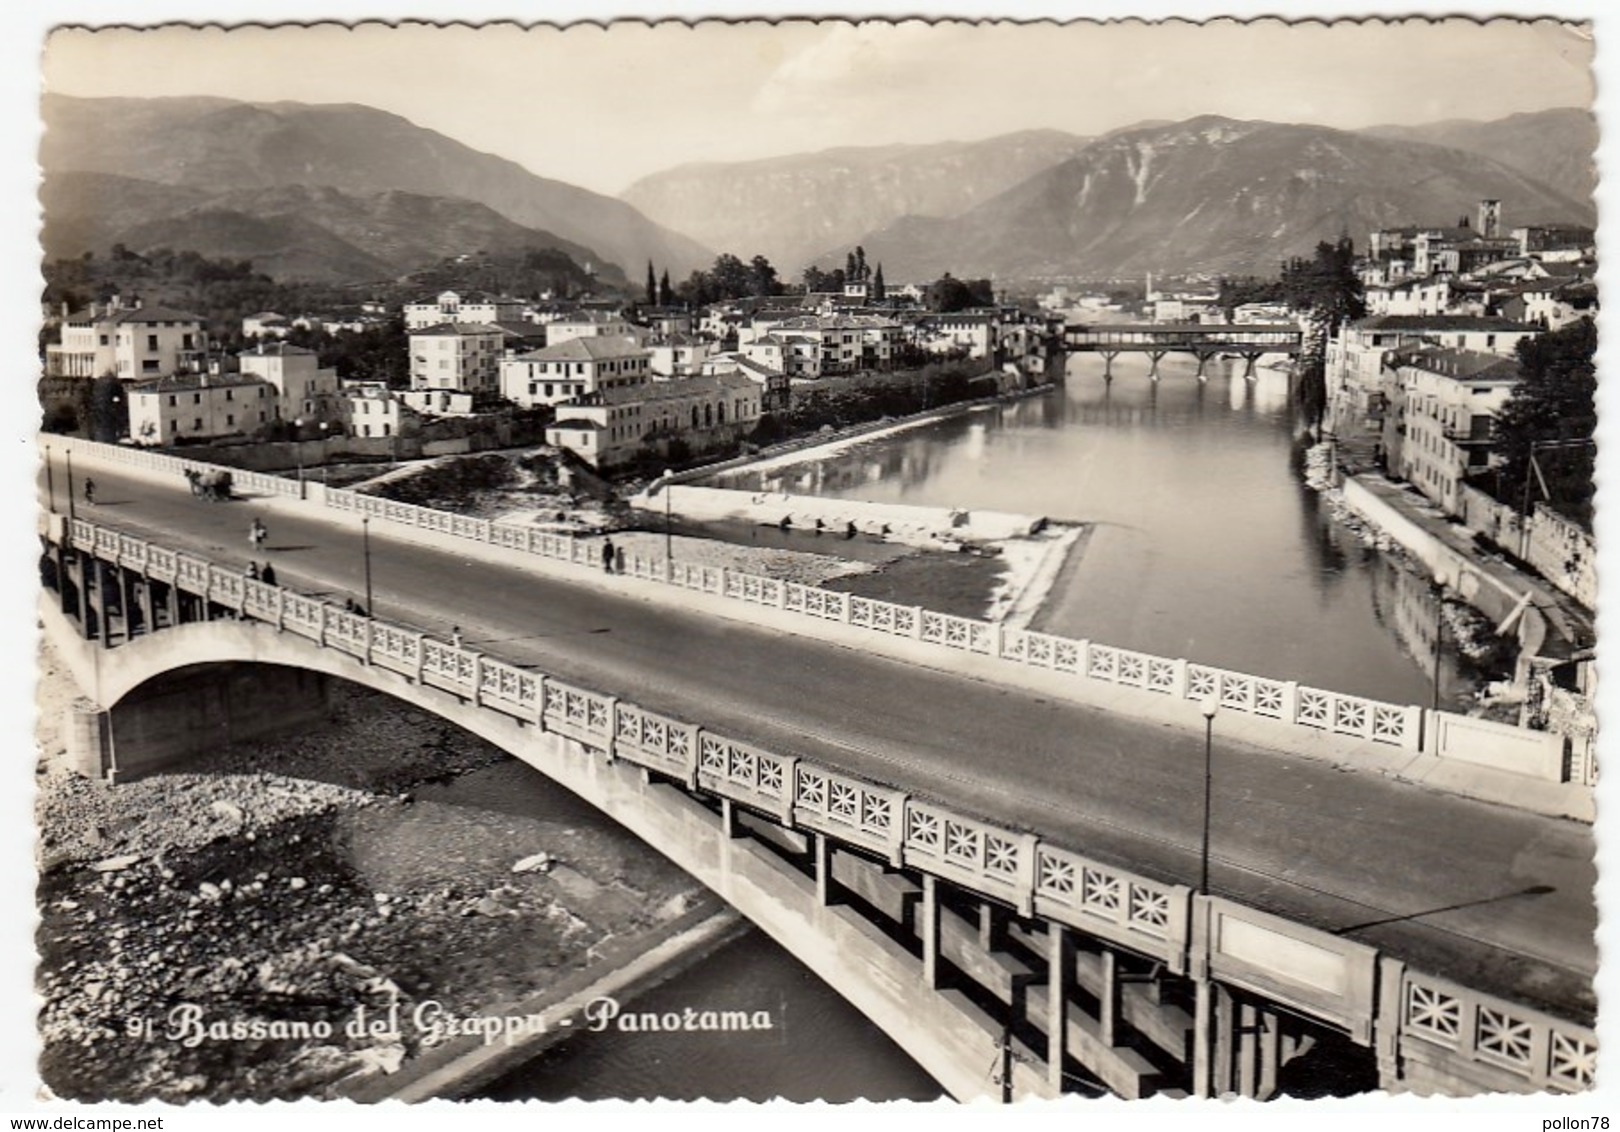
[34,638,701,1103]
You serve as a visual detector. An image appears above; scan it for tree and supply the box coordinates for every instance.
[658,270,673,307]
[1280,235,1364,432]
[1490,318,1597,529]
[872,263,886,302]
[854,246,868,282]
[749,255,781,298]
[645,260,657,306]
[845,251,858,282]
[926,274,995,313]
[88,373,128,443]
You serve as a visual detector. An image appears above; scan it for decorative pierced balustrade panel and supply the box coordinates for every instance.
[369,624,421,678]
[144,545,177,584]
[541,678,614,751]
[791,763,904,861]
[70,518,96,547]
[240,580,280,623]
[531,531,570,560]
[116,533,148,571]
[490,523,526,551]
[902,800,1035,914]
[175,554,213,596]
[478,657,540,720]
[207,569,245,611]
[381,500,421,526]
[627,554,661,580]
[327,490,357,511]
[94,526,122,560]
[1399,970,1595,1093]
[797,587,846,621]
[450,515,488,542]
[279,593,324,640]
[696,732,796,822]
[849,596,912,637]
[1294,685,1414,746]
[919,610,986,652]
[325,608,369,657]
[420,639,477,694]
[612,704,698,781]
[1032,842,1190,969]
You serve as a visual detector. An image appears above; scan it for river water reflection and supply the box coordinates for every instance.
[717,353,1474,708]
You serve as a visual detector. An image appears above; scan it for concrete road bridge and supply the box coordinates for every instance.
[33,439,1597,1100]
[1063,323,1303,380]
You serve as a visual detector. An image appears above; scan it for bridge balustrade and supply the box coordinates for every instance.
[783,582,847,622]
[145,545,177,584]
[792,764,905,865]
[490,522,528,552]
[241,579,280,623]
[368,624,422,680]
[420,638,477,696]
[724,569,784,608]
[279,592,325,641]
[1001,629,1083,674]
[612,703,699,786]
[919,609,997,654]
[116,533,147,571]
[1294,684,1420,746]
[46,514,1598,1094]
[1383,961,1595,1093]
[1034,843,1190,971]
[697,732,796,824]
[324,607,370,659]
[541,678,615,753]
[849,595,920,638]
[478,657,541,720]
[903,800,1038,917]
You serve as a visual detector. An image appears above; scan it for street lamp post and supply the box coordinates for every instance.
[1199,695,1218,896]
[294,418,306,500]
[362,515,374,617]
[45,446,55,514]
[66,450,76,522]
[1431,569,1449,714]
[663,469,673,563]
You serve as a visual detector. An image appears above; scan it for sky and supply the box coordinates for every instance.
[37,16,1596,196]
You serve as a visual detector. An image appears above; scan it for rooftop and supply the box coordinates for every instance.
[515,335,649,363]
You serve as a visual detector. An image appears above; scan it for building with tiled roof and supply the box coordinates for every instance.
[408,322,506,402]
[404,290,526,330]
[128,370,276,445]
[500,335,651,409]
[45,298,207,381]
[1385,346,1521,517]
[545,371,762,469]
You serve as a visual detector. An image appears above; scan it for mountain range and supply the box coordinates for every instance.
[621,130,1098,277]
[813,114,1596,281]
[38,94,709,286]
[37,96,1597,290]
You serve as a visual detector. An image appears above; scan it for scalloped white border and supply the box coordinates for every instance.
[4,5,1613,1127]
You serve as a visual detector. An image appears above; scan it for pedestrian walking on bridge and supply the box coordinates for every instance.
[602,538,616,575]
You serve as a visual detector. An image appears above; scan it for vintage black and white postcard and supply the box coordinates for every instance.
[7,3,1611,1122]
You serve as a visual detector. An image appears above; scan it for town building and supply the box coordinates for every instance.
[1384,346,1519,517]
[45,299,207,381]
[340,382,417,440]
[545,372,762,469]
[242,312,291,339]
[701,352,791,412]
[409,323,505,402]
[127,372,275,445]
[544,309,639,346]
[647,334,714,378]
[500,336,652,409]
[237,342,341,421]
[404,291,525,330]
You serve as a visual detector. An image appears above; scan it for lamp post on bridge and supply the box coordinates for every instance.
[66,450,77,522]
[361,515,374,617]
[663,468,673,564]
[1199,694,1218,897]
[45,445,56,515]
[1430,568,1450,715]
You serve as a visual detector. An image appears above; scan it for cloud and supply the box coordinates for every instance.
[750,20,977,119]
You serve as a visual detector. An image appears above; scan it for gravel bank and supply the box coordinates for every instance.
[34,639,701,1103]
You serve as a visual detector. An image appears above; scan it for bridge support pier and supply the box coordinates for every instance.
[920,874,942,989]
[1147,351,1167,381]
[1046,925,1071,1090]
[1194,350,1216,382]
[812,832,831,906]
[1241,352,1262,380]
[1100,351,1118,381]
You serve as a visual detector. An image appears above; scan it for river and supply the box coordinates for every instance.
[486,351,1484,1102]
[716,352,1480,707]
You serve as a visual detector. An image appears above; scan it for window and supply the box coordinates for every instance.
[147,334,159,351]
[182,333,194,349]
[143,360,160,373]
[226,414,234,427]
[193,418,202,431]
[225,389,234,401]
[193,393,201,404]
[167,394,176,407]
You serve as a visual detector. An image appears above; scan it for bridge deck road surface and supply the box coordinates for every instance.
[50,466,1598,1023]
